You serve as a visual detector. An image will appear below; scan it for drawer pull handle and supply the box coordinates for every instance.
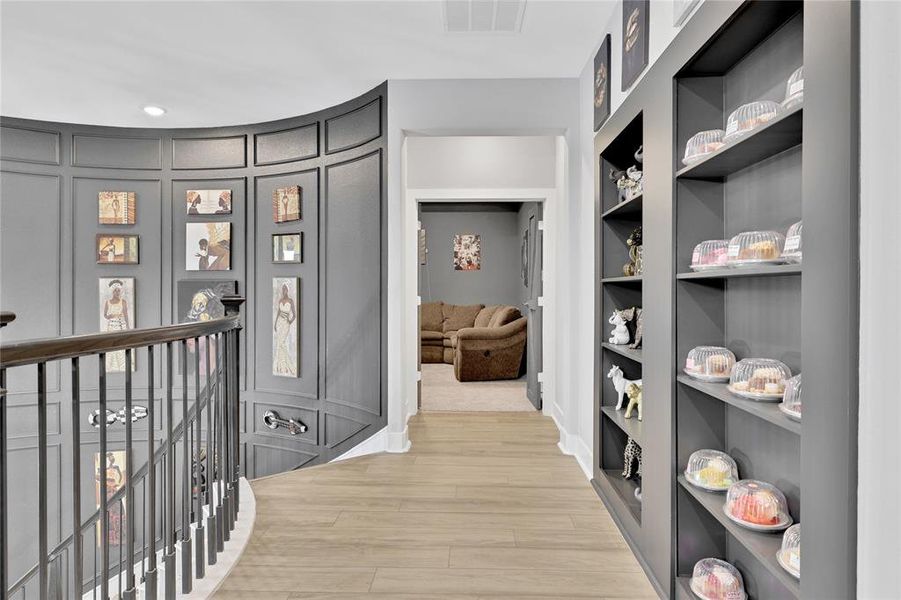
[263,410,307,435]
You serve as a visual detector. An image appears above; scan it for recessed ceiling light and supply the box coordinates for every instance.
[143,105,166,117]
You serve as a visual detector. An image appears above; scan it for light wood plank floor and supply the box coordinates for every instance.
[215,412,656,599]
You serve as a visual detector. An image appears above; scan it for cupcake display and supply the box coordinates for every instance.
[724,480,793,531]
[724,100,782,142]
[690,240,730,271]
[684,346,736,382]
[685,449,739,492]
[779,373,802,421]
[726,231,787,266]
[728,358,793,401]
[689,558,748,600]
[777,524,801,579]
[782,66,804,110]
[783,220,803,264]
[683,130,726,165]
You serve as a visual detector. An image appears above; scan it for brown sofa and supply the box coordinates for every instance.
[420,301,527,382]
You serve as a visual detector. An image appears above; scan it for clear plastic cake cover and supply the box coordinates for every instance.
[779,373,802,421]
[782,66,804,110]
[726,231,787,266]
[690,558,748,600]
[685,449,739,492]
[684,346,736,382]
[683,129,726,165]
[724,100,781,142]
[728,358,793,401]
[777,524,801,579]
[725,479,793,531]
[690,240,730,271]
[783,221,803,263]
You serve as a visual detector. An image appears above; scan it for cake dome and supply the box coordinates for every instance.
[728,358,792,401]
[726,231,786,266]
[685,449,739,492]
[779,373,802,421]
[683,130,726,165]
[689,558,747,600]
[777,524,801,579]
[782,66,804,110]
[690,240,730,271]
[724,480,793,531]
[783,220,803,264]
[724,100,781,142]
[684,346,736,382]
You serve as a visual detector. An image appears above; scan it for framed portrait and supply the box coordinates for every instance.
[186,189,232,215]
[185,222,231,271]
[272,186,301,223]
[98,277,135,372]
[593,34,612,132]
[176,280,237,324]
[521,228,530,286]
[98,191,136,225]
[272,277,299,378]
[622,0,650,91]
[453,234,481,271]
[272,233,303,263]
[418,228,427,265]
[95,450,127,546]
[96,234,139,264]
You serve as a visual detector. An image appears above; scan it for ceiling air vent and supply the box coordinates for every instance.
[443,0,527,33]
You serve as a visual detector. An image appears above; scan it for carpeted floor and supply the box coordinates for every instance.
[420,363,535,412]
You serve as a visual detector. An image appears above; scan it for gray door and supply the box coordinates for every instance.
[524,205,543,409]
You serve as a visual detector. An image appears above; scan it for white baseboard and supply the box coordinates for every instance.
[331,426,388,462]
[386,425,411,453]
[545,408,593,480]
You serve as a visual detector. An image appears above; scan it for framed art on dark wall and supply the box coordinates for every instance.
[272,233,303,263]
[96,234,139,264]
[593,34,612,131]
[621,0,649,91]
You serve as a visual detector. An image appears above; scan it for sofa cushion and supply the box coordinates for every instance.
[420,301,444,332]
[475,305,502,328]
[442,303,483,333]
[488,306,521,328]
[420,330,444,347]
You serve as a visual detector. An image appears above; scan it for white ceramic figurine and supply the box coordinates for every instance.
[608,310,631,345]
[607,365,642,411]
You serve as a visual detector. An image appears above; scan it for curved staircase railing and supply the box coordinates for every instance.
[0,296,245,600]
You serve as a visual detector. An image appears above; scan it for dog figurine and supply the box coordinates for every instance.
[625,381,643,421]
[607,365,641,411]
[608,310,631,345]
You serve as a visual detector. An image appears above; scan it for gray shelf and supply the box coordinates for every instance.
[601,342,643,363]
[678,476,800,598]
[675,577,694,600]
[603,469,642,525]
[601,275,643,286]
[677,375,801,435]
[675,106,803,180]
[601,194,643,220]
[676,264,802,281]
[601,406,644,446]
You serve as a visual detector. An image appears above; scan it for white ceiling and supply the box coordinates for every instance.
[0,1,615,128]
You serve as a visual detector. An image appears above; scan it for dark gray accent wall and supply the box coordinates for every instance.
[419,203,524,308]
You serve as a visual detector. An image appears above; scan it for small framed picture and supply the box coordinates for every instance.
[272,186,301,223]
[272,233,303,263]
[96,234,139,264]
[622,0,650,91]
[98,191,136,225]
[186,189,232,215]
[185,222,231,271]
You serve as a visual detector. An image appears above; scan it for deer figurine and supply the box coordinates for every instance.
[607,365,642,411]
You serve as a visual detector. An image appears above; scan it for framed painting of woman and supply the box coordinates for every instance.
[272,277,299,377]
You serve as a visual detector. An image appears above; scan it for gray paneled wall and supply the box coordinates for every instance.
[0,84,387,583]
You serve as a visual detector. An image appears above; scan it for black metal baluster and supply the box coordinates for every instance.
[231,327,240,518]
[98,354,110,600]
[117,496,123,599]
[220,331,232,536]
[71,359,83,599]
[123,349,135,600]
[204,337,217,565]
[179,340,191,594]
[37,362,49,600]
[145,346,157,599]
[164,342,176,599]
[215,334,225,549]
[0,367,8,599]
[92,523,97,600]
[193,338,205,578]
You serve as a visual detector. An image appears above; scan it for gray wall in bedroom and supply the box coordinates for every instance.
[419,202,524,308]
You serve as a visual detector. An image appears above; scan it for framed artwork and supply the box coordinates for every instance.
[453,234,481,271]
[95,450,127,546]
[177,280,237,324]
[622,0,650,91]
[418,228,427,265]
[272,277,299,377]
[185,222,231,271]
[673,0,700,26]
[272,186,301,223]
[521,228,530,286]
[186,189,232,215]
[272,233,303,263]
[98,277,135,372]
[96,234,139,264]
[593,34,612,131]
[98,191,136,225]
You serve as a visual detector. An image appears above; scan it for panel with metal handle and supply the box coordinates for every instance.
[88,405,148,428]
[262,410,308,435]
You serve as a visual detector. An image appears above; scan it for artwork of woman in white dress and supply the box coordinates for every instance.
[99,278,135,372]
[272,278,298,377]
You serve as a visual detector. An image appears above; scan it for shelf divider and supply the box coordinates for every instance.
[601,342,643,364]
[677,375,801,435]
[677,264,801,281]
[601,406,644,445]
[601,194,643,220]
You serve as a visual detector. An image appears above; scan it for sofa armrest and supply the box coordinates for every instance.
[456,317,527,342]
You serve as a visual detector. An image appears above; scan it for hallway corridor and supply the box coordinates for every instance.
[215,412,655,598]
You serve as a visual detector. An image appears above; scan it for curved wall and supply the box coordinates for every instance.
[0,83,387,488]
